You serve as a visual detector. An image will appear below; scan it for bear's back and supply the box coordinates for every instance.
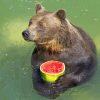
[74,25,96,54]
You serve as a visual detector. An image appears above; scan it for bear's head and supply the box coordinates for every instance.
[22,4,71,51]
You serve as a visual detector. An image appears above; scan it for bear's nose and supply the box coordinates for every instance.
[22,30,30,38]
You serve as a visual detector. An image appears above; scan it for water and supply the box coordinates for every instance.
[0,0,100,100]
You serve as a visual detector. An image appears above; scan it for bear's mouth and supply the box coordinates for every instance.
[22,36,33,42]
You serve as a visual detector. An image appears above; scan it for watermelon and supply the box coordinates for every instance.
[40,60,65,83]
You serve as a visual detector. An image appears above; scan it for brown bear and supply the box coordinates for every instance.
[22,4,97,99]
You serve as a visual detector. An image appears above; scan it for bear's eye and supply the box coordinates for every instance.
[38,22,44,28]
[37,22,45,32]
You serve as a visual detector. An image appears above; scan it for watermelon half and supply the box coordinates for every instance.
[40,60,65,83]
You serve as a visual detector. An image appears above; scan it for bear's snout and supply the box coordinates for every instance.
[22,30,30,39]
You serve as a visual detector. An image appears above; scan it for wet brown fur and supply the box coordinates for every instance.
[22,4,97,99]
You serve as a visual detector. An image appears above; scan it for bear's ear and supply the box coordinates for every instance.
[35,4,45,14]
[56,9,66,20]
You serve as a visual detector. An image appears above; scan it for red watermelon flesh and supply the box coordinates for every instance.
[40,61,65,74]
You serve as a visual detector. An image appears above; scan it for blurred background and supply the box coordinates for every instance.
[0,0,100,100]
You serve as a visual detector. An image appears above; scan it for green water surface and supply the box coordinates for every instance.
[0,0,100,100]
